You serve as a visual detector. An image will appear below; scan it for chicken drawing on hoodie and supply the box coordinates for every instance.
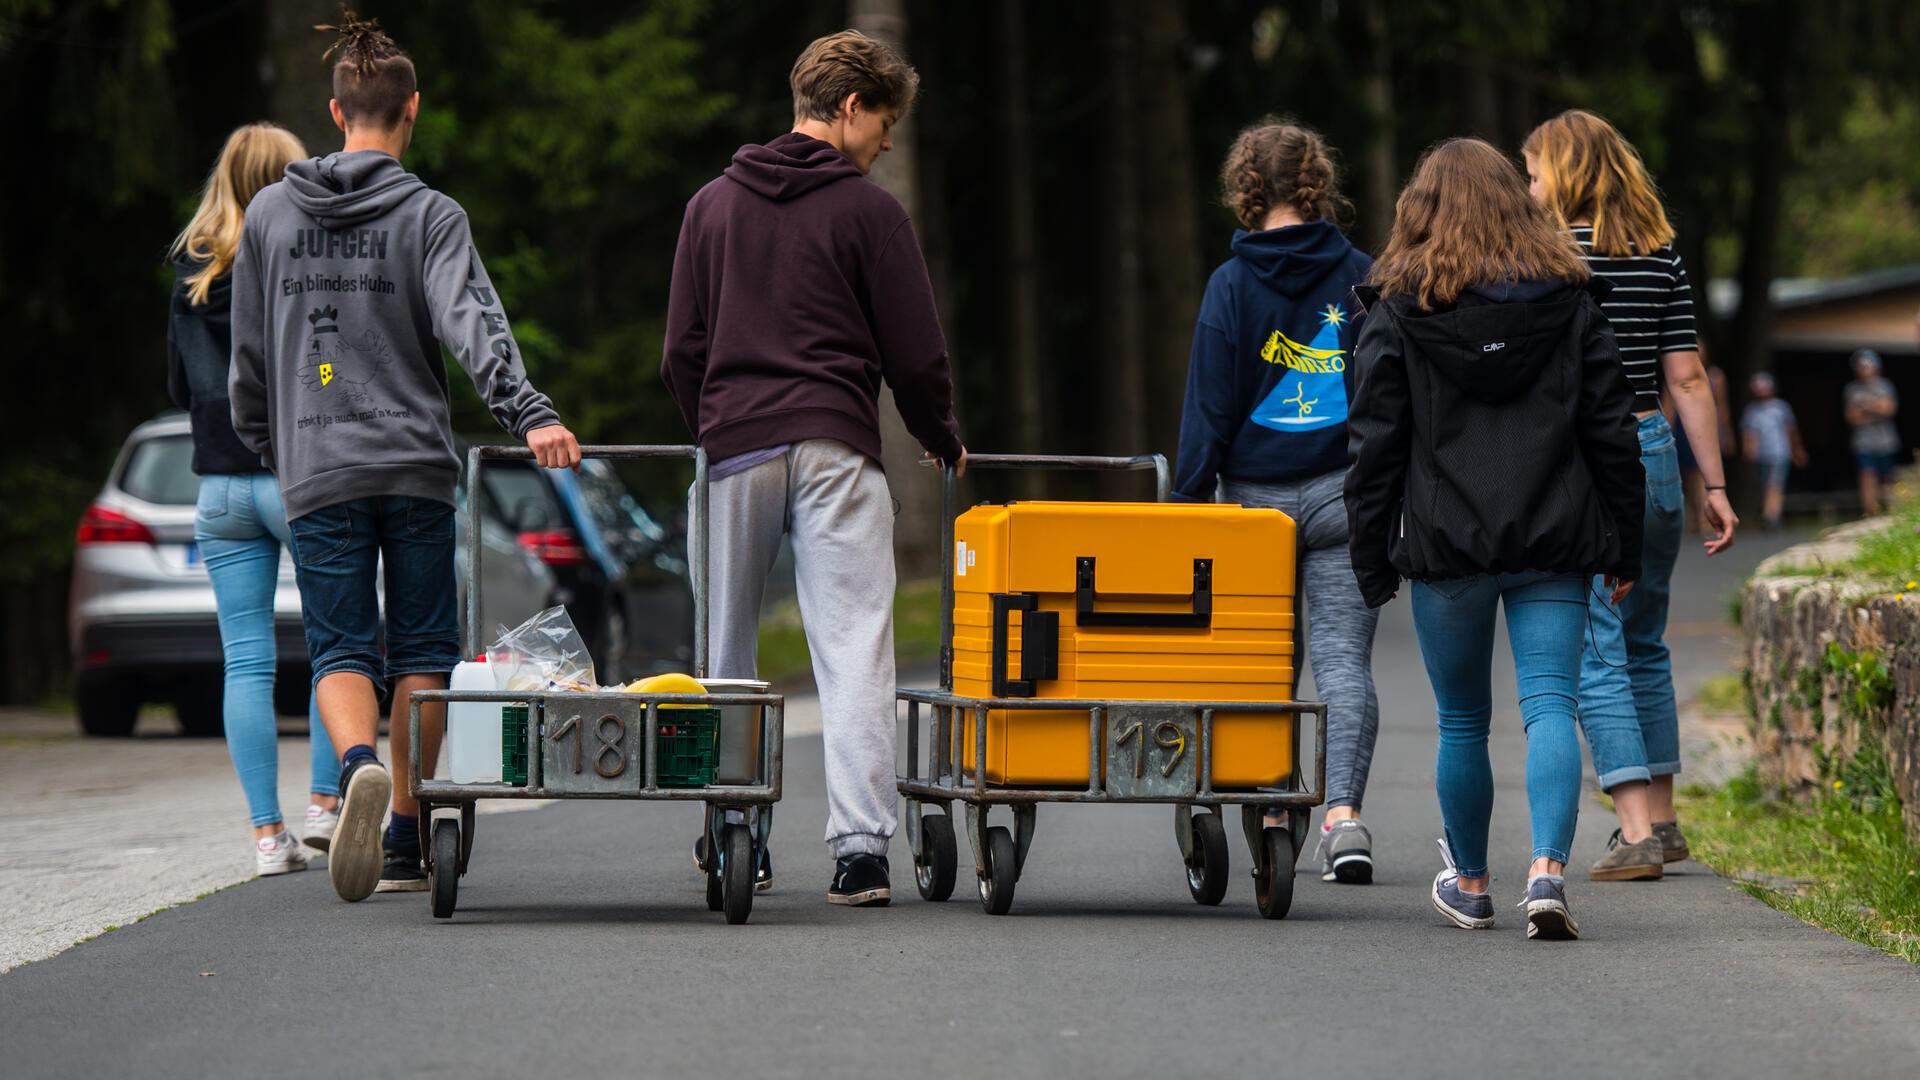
[296,304,392,404]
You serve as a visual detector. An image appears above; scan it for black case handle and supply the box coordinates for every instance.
[991,593,1059,697]
[1075,557,1213,628]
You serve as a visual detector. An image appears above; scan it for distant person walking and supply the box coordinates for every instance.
[1844,348,1900,515]
[1741,373,1805,529]
[230,12,582,902]
[168,123,339,876]
[1347,138,1644,940]
[1173,118,1382,884]
[1524,109,1737,882]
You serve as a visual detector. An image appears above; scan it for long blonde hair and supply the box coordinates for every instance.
[169,123,306,306]
[1522,109,1675,257]
[1370,138,1589,310]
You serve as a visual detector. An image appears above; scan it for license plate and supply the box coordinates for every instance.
[184,542,200,567]
[1104,705,1197,798]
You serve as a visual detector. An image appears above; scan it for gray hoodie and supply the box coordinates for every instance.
[229,150,558,520]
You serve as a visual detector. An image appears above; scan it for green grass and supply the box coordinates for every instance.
[1770,501,1920,590]
[1693,672,1748,714]
[1677,768,1920,963]
[754,578,944,686]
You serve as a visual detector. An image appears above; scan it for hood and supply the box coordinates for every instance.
[1385,279,1588,404]
[172,251,231,309]
[1229,220,1356,297]
[723,133,865,202]
[282,150,427,230]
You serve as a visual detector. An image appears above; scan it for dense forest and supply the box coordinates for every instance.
[4,0,1919,702]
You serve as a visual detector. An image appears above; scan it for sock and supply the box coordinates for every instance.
[386,812,419,849]
[342,744,380,774]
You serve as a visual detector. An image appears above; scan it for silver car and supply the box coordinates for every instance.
[68,414,557,736]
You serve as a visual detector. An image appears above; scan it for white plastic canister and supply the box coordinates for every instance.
[447,658,504,783]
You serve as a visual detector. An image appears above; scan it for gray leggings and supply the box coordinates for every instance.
[1220,471,1381,810]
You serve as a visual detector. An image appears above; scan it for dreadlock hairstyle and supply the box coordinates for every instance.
[317,7,416,130]
[1219,117,1352,230]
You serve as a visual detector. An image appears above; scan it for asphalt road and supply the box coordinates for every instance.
[6,528,1919,1078]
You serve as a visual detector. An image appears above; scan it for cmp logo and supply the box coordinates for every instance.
[1483,341,1507,353]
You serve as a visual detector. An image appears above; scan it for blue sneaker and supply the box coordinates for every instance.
[1430,839,1494,929]
[1521,874,1580,940]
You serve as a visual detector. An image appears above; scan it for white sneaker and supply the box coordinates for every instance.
[304,804,340,852]
[257,831,310,876]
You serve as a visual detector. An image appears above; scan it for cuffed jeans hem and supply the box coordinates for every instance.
[310,783,342,798]
[1325,797,1361,810]
[1532,846,1571,865]
[831,832,890,858]
[388,659,457,680]
[1649,760,1682,777]
[1597,765,1653,791]
[311,660,381,688]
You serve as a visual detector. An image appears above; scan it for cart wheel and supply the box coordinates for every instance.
[1253,826,1295,920]
[979,825,1018,916]
[430,819,460,919]
[721,824,754,925]
[1185,812,1230,906]
[915,813,958,902]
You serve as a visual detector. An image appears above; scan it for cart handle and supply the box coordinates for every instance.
[464,443,710,678]
[924,452,1169,690]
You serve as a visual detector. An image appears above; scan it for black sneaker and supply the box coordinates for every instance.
[376,837,427,893]
[827,853,890,907]
[695,833,774,892]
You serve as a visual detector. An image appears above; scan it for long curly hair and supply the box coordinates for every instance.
[1370,138,1590,310]
[1523,109,1675,257]
[1219,118,1351,230]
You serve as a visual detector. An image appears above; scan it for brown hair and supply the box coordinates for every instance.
[170,124,308,306]
[318,7,416,130]
[790,30,920,124]
[1370,138,1590,309]
[1522,109,1675,257]
[1219,117,1351,229]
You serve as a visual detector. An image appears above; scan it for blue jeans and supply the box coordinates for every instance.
[288,496,460,689]
[1578,413,1685,787]
[196,474,339,828]
[1411,572,1587,877]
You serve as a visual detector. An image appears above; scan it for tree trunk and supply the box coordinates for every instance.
[264,0,341,155]
[850,0,946,577]
[1725,5,1795,389]
[999,0,1045,495]
[1358,0,1396,252]
[1137,0,1205,463]
[1100,0,1149,490]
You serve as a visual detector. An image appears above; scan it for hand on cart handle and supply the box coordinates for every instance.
[924,445,969,478]
[527,423,583,472]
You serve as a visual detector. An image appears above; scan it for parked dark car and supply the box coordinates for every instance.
[69,414,557,736]
[476,457,696,682]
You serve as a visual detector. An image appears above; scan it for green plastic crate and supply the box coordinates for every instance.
[655,706,719,788]
[502,704,529,787]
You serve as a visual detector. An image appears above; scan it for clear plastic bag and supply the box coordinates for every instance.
[485,606,598,692]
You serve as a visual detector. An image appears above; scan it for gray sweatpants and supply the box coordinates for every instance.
[1220,469,1381,810]
[704,440,897,857]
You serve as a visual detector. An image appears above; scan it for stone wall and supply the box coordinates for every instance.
[1742,520,1920,846]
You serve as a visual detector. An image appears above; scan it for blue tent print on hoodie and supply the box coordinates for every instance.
[1250,303,1350,432]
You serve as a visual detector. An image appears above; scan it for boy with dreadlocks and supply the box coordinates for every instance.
[230,9,582,902]
[664,30,964,907]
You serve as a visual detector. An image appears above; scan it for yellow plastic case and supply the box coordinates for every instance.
[950,501,1297,788]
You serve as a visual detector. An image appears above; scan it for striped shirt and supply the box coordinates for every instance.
[1571,225,1697,412]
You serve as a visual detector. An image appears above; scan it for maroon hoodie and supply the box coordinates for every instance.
[662,133,963,465]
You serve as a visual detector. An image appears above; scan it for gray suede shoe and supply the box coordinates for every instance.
[1589,829,1664,882]
[1315,819,1374,884]
[1653,821,1691,864]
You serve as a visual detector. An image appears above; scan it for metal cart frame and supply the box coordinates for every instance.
[407,444,784,924]
[896,453,1328,917]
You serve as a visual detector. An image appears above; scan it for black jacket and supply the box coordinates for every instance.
[1343,278,1644,608]
[166,254,262,476]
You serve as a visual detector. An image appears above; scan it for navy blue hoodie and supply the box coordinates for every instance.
[1173,220,1373,500]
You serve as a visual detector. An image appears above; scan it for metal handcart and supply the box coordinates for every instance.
[407,445,784,924]
[897,453,1328,917]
